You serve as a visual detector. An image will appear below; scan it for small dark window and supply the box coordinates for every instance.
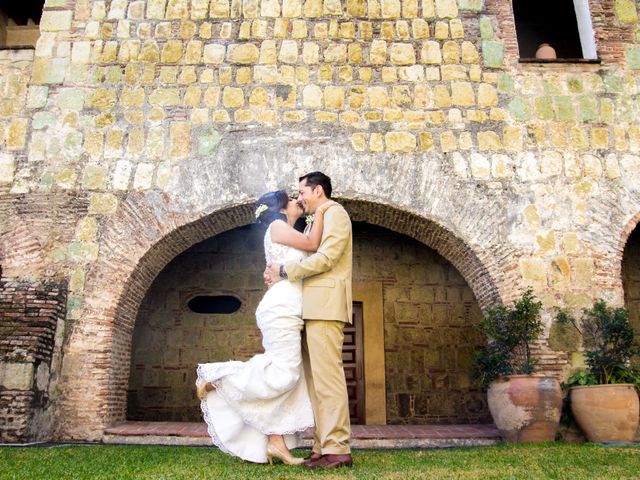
[187,296,242,314]
[513,0,596,61]
[1,1,45,48]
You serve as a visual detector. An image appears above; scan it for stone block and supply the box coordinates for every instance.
[89,193,118,214]
[385,131,416,152]
[166,0,189,18]
[261,0,281,16]
[435,0,457,18]
[450,82,474,106]
[477,131,501,151]
[161,40,183,63]
[482,40,504,68]
[32,58,68,85]
[82,164,107,189]
[554,96,575,121]
[133,163,154,190]
[627,45,640,70]
[491,154,513,178]
[0,153,15,183]
[440,130,457,152]
[390,43,416,65]
[324,86,344,109]
[477,83,497,107]
[520,257,546,283]
[6,119,28,150]
[615,0,638,23]
[421,41,442,64]
[442,41,460,63]
[324,43,347,63]
[0,362,34,390]
[202,44,225,64]
[40,10,73,31]
[169,122,191,158]
[461,41,479,64]
[228,44,260,64]
[324,0,343,15]
[283,0,303,16]
[370,40,387,64]
[278,40,298,63]
[469,153,490,178]
[457,0,483,10]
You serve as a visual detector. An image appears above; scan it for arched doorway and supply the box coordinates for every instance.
[126,221,489,425]
[57,194,504,439]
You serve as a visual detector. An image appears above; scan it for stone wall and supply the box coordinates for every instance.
[0,0,638,440]
[128,222,487,424]
[0,280,66,442]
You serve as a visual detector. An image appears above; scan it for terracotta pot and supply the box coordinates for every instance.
[570,384,639,442]
[535,43,557,60]
[488,375,562,442]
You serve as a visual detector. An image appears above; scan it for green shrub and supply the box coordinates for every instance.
[473,289,543,388]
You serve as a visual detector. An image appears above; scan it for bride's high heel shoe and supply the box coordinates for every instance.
[266,443,305,466]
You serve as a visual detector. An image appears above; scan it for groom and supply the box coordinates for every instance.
[266,171,353,469]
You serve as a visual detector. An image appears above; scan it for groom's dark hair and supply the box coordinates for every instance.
[299,171,332,198]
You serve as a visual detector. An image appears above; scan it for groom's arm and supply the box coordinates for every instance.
[284,206,350,282]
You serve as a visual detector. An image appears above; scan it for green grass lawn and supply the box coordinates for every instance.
[1,443,639,480]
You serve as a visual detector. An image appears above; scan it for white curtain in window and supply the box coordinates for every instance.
[573,0,597,59]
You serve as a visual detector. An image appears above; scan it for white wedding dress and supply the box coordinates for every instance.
[196,224,314,463]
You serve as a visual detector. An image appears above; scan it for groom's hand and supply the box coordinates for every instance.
[267,262,283,287]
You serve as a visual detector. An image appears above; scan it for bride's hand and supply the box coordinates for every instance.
[317,201,337,216]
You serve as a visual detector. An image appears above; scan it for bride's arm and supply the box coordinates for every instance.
[270,203,332,252]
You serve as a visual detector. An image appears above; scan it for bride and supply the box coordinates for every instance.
[196,190,333,465]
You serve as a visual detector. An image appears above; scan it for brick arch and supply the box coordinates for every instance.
[57,192,504,439]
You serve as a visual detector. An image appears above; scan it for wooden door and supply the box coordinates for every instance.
[343,302,365,424]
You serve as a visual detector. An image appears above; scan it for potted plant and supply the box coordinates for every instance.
[557,301,640,442]
[473,289,562,442]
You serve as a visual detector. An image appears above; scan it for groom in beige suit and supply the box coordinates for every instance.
[267,172,353,469]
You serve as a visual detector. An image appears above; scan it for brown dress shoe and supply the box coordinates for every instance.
[304,453,353,469]
[303,452,322,462]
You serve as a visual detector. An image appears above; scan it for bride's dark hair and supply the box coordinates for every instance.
[255,190,288,227]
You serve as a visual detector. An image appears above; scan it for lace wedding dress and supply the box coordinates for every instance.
[196,224,314,463]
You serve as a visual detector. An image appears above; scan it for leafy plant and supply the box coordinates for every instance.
[557,300,640,391]
[473,289,543,388]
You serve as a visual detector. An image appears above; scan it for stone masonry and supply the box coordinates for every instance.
[0,0,639,441]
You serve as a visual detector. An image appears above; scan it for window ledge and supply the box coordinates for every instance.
[519,58,601,64]
[0,45,36,51]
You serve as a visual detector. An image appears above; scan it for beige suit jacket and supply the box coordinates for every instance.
[284,203,353,323]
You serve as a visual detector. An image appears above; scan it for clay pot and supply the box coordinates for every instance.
[570,384,639,442]
[488,375,562,442]
[535,43,557,60]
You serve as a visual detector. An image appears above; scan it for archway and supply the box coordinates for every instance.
[56,193,504,439]
[126,221,490,425]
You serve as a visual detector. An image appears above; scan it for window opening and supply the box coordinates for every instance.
[513,0,597,61]
[187,295,242,314]
[0,1,45,49]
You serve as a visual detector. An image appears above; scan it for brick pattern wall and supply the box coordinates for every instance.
[128,222,487,424]
[0,280,67,442]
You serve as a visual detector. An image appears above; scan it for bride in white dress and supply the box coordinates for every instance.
[196,190,333,465]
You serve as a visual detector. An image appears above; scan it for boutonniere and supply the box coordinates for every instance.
[305,215,314,226]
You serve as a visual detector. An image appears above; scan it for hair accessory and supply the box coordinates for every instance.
[255,204,268,219]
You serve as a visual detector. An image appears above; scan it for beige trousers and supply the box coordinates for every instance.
[302,320,351,455]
